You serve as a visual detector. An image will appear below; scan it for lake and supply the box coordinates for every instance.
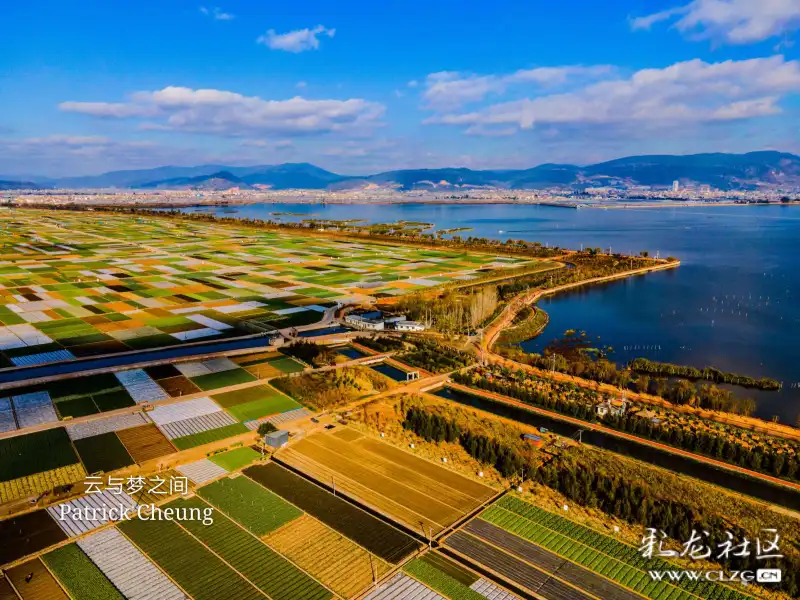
[187,202,800,423]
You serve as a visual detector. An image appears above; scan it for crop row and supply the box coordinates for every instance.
[0,427,79,482]
[404,555,484,600]
[169,497,332,600]
[118,515,263,600]
[487,497,752,600]
[198,475,302,535]
[245,462,420,564]
[42,543,125,600]
[266,513,392,598]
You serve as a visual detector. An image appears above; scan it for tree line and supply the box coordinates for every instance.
[452,370,800,484]
[501,347,757,415]
[402,406,526,478]
[535,458,800,597]
[629,358,781,390]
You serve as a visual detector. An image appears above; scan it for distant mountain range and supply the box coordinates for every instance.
[3,151,800,192]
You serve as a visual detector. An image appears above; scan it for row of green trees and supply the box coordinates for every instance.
[453,370,800,483]
[605,413,800,481]
[501,347,757,415]
[402,403,800,597]
[402,407,526,478]
[535,459,800,597]
[629,358,781,390]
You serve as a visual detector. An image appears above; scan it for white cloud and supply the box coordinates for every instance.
[631,0,800,44]
[422,65,613,109]
[296,81,308,89]
[59,86,385,137]
[425,56,800,135]
[200,6,235,21]
[256,25,335,53]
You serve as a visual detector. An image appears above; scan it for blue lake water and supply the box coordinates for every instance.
[190,202,800,423]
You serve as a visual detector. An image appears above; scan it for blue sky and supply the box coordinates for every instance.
[2,0,800,176]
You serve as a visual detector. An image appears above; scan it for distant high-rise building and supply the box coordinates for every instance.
[672,180,680,192]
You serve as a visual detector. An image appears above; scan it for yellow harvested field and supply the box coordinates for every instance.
[0,463,87,503]
[277,429,495,535]
[266,514,391,598]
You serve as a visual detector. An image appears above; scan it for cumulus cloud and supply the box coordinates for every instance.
[59,86,385,137]
[425,56,800,136]
[630,0,800,44]
[256,25,335,52]
[199,6,235,21]
[422,65,613,110]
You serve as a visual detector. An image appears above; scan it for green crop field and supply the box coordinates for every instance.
[167,497,332,600]
[0,210,541,364]
[482,496,753,600]
[0,427,80,481]
[209,447,261,471]
[42,543,125,600]
[212,384,300,422]
[118,519,263,600]
[73,432,135,474]
[171,423,249,450]
[190,368,258,391]
[404,554,484,600]
[198,475,302,535]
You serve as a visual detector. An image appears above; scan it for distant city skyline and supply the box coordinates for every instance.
[2,0,800,176]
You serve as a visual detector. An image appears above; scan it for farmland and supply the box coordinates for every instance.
[211,384,300,422]
[6,558,68,600]
[271,366,391,410]
[0,510,66,566]
[266,513,392,598]
[197,475,302,535]
[245,462,420,564]
[170,422,249,450]
[209,446,261,471]
[41,543,125,600]
[0,210,540,364]
[275,428,496,535]
[115,423,175,462]
[169,496,333,600]
[404,553,486,600]
[479,496,753,600]
[72,431,134,473]
[0,427,80,482]
[118,517,264,600]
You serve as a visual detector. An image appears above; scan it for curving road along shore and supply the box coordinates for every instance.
[480,259,800,444]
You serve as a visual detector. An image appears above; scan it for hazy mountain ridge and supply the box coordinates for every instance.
[4,152,800,191]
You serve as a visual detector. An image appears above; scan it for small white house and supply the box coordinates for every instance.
[394,320,425,332]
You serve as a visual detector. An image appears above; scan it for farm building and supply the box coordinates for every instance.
[265,429,289,448]
[344,313,385,331]
[595,398,628,417]
[393,320,425,332]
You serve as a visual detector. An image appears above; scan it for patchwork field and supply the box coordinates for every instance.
[266,514,392,598]
[404,553,506,600]
[41,543,125,600]
[167,496,333,600]
[472,496,753,600]
[276,428,496,535]
[6,557,68,600]
[211,384,300,422]
[0,510,66,566]
[118,517,264,600]
[0,210,541,364]
[198,475,302,536]
[245,462,420,564]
